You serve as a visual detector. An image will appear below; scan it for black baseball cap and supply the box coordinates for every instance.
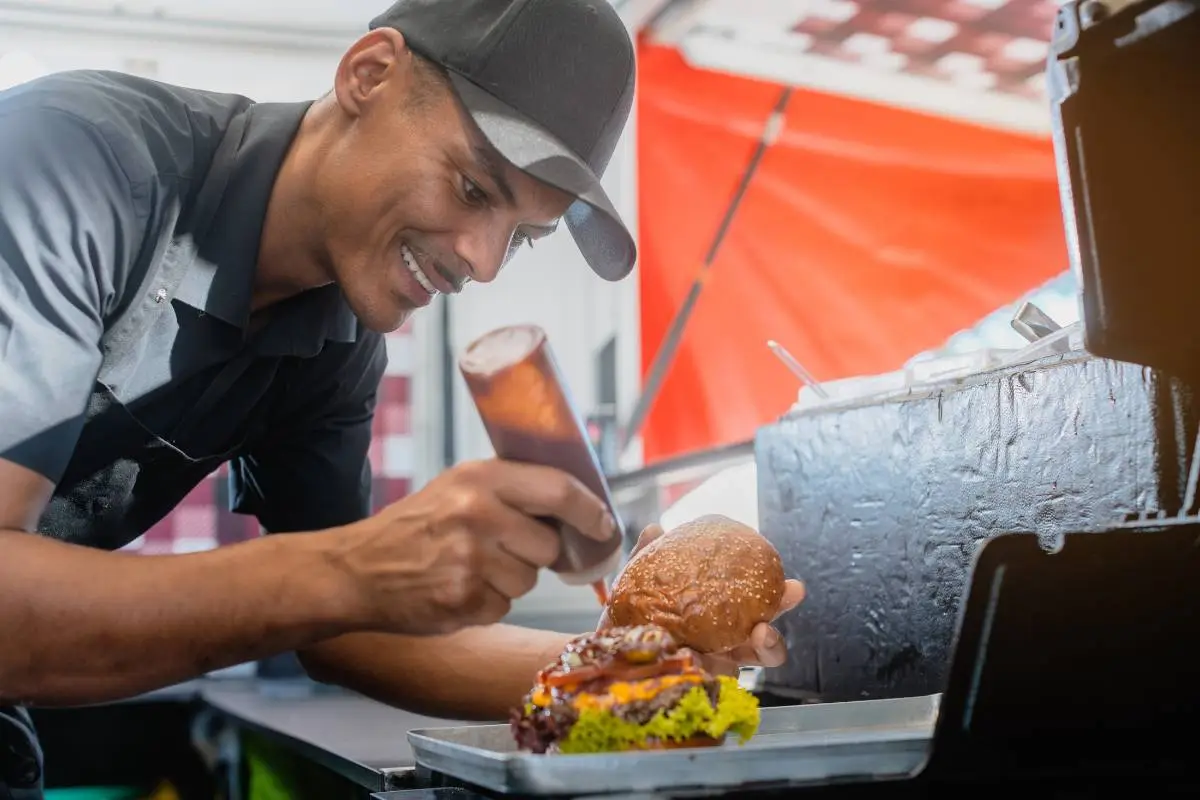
[369,0,638,281]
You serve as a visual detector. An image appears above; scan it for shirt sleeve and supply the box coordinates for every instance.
[0,106,142,483]
[228,333,388,533]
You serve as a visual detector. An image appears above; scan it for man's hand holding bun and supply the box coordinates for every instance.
[595,517,806,674]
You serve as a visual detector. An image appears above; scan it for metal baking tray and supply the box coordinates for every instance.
[407,694,939,796]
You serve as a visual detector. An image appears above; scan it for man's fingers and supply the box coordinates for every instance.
[485,461,617,543]
[630,523,665,557]
[730,580,805,667]
[484,544,541,601]
[702,656,741,678]
[491,505,562,568]
[466,583,514,626]
[714,622,788,669]
[750,622,787,667]
[691,648,740,677]
[704,625,785,670]
[772,579,807,620]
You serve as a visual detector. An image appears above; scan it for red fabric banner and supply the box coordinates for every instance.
[636,44,1068,463]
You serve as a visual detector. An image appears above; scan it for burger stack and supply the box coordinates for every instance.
[510,624,761,754]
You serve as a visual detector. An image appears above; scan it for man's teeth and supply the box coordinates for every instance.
[401,245,438,295]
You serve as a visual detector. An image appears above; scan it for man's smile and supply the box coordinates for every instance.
[400,243,438,297]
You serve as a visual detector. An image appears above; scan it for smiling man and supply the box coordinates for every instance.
[0,1,803,797]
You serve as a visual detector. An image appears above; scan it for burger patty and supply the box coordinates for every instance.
[511,677,721,753]
[611,677,720,725]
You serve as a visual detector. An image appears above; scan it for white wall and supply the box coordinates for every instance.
[0,20,342,99]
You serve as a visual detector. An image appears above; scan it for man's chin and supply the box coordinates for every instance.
[349,298,420,336]
[373,309,417,334]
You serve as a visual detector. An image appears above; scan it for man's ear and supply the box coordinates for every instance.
[332,28,410,118]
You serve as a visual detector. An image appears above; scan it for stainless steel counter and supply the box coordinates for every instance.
[196,610,596,793]
[200,679,470,791]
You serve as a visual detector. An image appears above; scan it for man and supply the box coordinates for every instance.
[0,0,805,795]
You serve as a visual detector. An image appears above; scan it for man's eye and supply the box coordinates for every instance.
[462,176,488,206]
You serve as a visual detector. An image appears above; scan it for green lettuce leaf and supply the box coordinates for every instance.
[556,675,761,755]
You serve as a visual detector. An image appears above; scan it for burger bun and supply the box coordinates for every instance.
[606,515,786,654]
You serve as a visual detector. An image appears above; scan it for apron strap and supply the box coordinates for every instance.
[0,706,42,798]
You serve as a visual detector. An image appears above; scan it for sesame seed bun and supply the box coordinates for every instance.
[606,515,786,654]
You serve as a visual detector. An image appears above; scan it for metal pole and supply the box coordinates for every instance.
[620,85,794,454]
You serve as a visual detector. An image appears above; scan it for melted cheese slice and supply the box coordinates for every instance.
[530,674,705,711]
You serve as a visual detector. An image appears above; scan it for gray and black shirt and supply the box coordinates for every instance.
[0,69,387,548]
[0,70,387,795]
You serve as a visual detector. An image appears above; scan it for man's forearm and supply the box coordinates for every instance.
[299,625,575,721]
[0,531,361,707]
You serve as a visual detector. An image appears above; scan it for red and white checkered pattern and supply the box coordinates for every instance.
[787,0,1055,100]
[124,319,417,555]
[674,0,1057,103]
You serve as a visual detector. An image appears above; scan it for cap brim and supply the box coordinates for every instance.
[448,72,636,282]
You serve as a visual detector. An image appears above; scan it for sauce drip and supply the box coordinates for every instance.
[591,579,609,606]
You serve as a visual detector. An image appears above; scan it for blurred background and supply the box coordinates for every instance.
[0,0,1074,624]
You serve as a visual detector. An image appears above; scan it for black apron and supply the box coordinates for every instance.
[0,110,249,800]
[0,708,41,800]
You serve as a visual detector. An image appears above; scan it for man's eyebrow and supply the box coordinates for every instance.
[472,142,516,206]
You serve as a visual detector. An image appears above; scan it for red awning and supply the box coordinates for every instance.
[636,44,1068,463]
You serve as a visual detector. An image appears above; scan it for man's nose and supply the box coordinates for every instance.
[453,225,515,285]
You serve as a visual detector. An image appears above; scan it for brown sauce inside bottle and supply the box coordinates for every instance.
[460,325,623,590]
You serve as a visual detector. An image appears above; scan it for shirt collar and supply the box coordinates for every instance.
[174,100,358,352]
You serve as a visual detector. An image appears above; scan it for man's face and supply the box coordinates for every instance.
[314,29,573,333]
